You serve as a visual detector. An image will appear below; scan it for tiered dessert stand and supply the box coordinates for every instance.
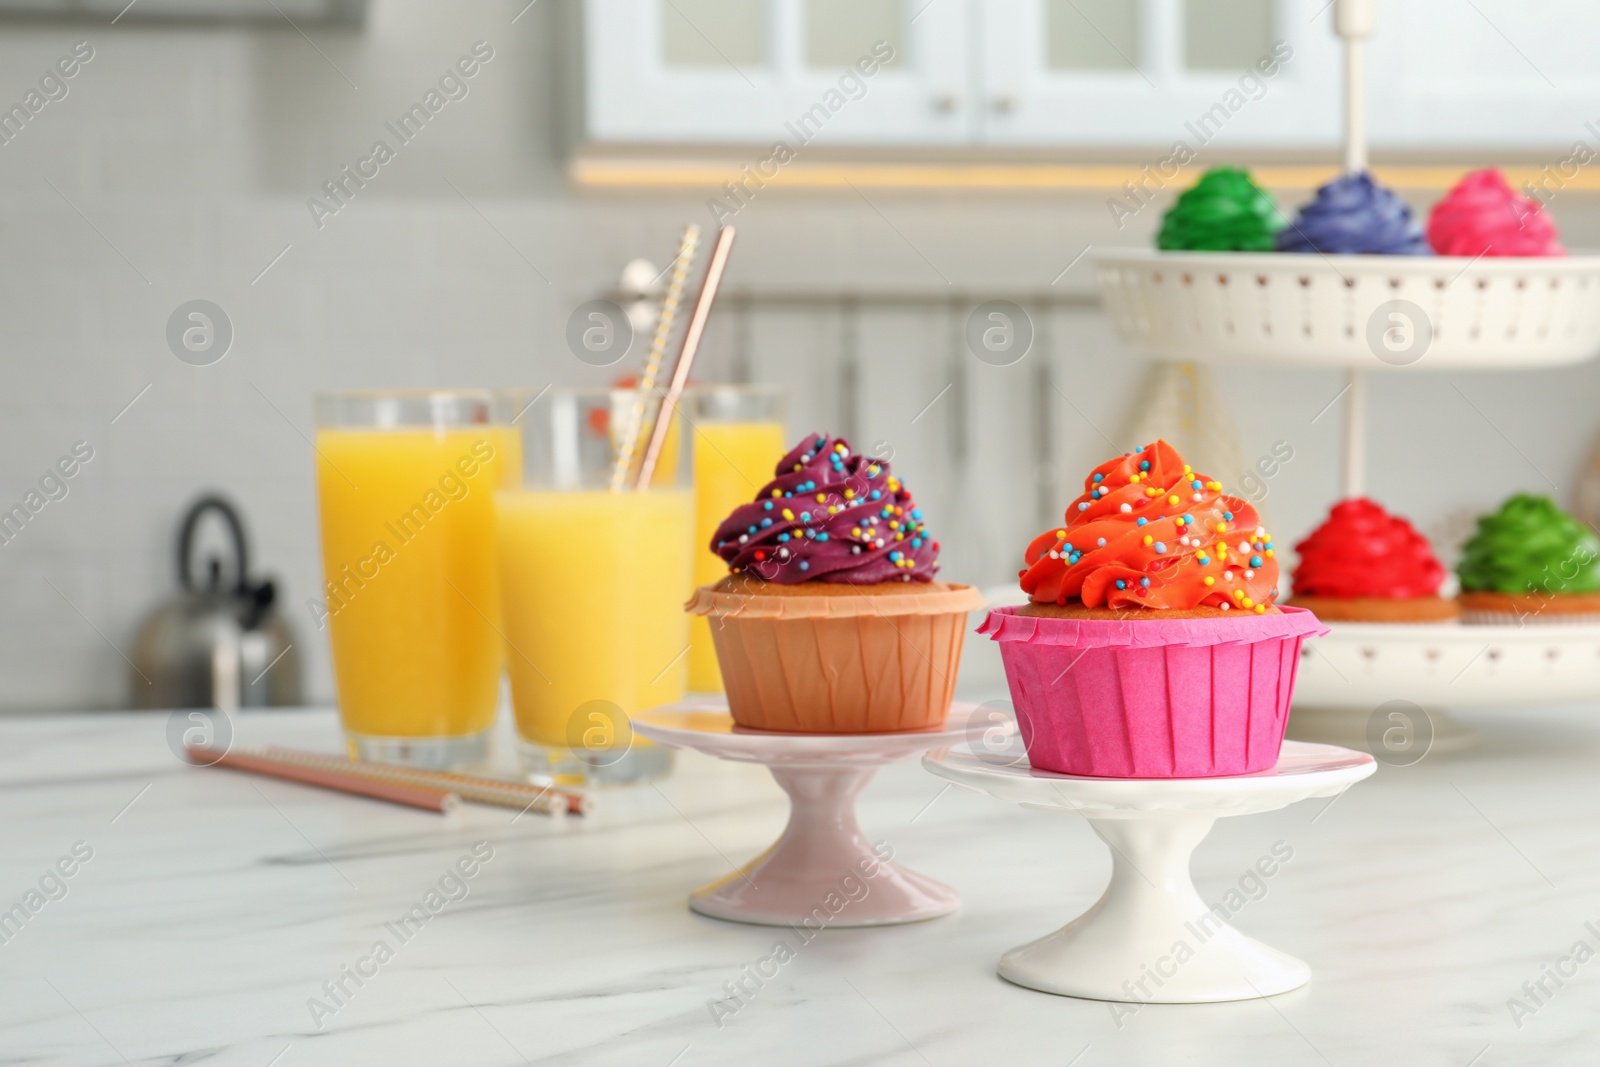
[1289,620,1600,751]
[925,740,1375,1002]
[1096,0,1600,750]
[633,699,980,926]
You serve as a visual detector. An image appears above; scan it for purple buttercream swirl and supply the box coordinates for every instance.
[710,433,939,584]
[1275,172,1430,255]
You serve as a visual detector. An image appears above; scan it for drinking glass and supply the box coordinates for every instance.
[313,390,520,769]
[681,385,787,692]
[493,387,694,786]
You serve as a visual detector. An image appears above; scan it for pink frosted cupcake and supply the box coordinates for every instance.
[979,440,1326,778]
[1427,168,1564,258]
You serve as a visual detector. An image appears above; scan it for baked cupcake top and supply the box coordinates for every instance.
[1157,167,1286,252]
[1427,168,1564,258]
[1276,172,1429,255]
[1019,440,1278,613]
[1292,498,1445,599]
[710,433,938,584]
[1457,494,1600,595]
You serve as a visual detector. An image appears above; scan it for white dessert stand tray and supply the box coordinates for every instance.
[1290,621,1600,752]
[924,740,1375,1003]
[633,699,984,928]
[1096,249,1600,368]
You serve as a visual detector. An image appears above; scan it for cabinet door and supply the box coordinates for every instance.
[1368,0,1600,149]
[0,0,355,17]
[584,0,973,144]
[978,0,1340,149]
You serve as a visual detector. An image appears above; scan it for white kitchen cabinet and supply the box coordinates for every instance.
[582,0,1600,152]
[583,0,973,145]
[1365,0,1600,149]
[977,0,1340,148]
[0,0,361,19]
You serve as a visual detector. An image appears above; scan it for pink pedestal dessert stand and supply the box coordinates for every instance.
[924,739,1375,1002]
[633,699,979,927]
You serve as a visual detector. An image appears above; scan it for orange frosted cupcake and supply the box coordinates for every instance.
[979,440,1325,778]
[1017,441,1282,616]
[686,434,983,733]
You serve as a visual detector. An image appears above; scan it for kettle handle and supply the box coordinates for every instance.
[178,495,250,594]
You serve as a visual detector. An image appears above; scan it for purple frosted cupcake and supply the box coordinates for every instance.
[1276,172,1429,255]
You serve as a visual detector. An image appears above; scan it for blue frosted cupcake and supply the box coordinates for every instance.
[1276,172,1429,255]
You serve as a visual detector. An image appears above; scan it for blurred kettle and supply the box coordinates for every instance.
[131,495,301,710]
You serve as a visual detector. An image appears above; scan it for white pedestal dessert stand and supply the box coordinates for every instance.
[633,699,981,927]
[1290,621,1600,753]
[923,740,1375,1002]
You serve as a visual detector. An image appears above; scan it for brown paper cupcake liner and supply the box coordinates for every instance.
[1460,609,1600,626]
[689,582,986,733]
[1458,590,1600,626]
[686,581,986,620]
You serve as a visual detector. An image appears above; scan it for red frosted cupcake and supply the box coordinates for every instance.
[1290,498,1460,623]
[979,440,1326,779]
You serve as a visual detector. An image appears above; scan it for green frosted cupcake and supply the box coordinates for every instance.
[1157,167,1286,252]
[1457,494,1600,624]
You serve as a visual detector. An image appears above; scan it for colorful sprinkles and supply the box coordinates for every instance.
[1016,440,1278,611]
[710,434,940,584]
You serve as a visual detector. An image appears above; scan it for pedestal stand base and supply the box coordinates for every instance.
[635,701,979,928]
[998,815,1307,1001]
[688,765,959,927]
[924,741,1375,1003]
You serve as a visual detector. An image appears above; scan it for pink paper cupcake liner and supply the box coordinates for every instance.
[978,606,1328,779]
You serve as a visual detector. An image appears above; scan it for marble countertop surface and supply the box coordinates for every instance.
[3,702,1599,1067]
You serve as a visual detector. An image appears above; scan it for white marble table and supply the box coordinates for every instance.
[3,702,1598,1066]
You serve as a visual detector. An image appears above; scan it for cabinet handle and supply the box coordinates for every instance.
[931,92,960,113]
[990,94,1017,114]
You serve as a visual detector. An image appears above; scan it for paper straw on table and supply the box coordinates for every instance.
[187,745,459,813]
[636,224,736,490]
[264,747,585,816]
[610,224,701,491]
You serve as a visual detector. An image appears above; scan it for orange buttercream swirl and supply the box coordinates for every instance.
[1020,440,1280,613]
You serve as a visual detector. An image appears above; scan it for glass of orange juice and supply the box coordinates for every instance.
[492,387,694,786]
[681,385,787,693]
[312,390,520,769]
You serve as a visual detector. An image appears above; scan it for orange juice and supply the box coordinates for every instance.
[314,427,519,739]
[495,487,693,749]
[688,420,787,691]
